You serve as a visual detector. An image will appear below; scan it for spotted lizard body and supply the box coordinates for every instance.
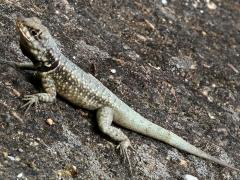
[3,16,239,172]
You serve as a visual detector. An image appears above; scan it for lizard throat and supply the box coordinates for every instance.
[38,60,59,72]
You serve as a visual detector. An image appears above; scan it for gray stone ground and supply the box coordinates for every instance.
[0,0,239,179]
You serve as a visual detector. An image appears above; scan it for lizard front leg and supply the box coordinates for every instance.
[0,59,37,70]
[22,75,56,113]
[97,107,134,170]
[13,62,37,70]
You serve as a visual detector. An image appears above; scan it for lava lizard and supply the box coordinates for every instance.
[2,15,239,172]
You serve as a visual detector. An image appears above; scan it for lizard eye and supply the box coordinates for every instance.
[28,27,39,37]
[29,28,42,39]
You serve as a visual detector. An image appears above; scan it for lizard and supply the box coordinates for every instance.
[2,15,239,172]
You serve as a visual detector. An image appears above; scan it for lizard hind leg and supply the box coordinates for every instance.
[97,106,134,172]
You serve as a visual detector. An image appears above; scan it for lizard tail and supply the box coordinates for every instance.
[115,109,240,172]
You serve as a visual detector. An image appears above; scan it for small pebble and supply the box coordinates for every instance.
[17,173,23,178]
[57,164,78,178]
[207,1,217,10]
[18,148,24,153]
[136,34,147,41]
[8,156,15,161]
[179,159,188,167]
[211,83,216,88]
[161,0,168,5]
[46,118,55,126]
[2,151,8,158]
[15,156,21,161]
[208,112,216,119]
[110,69,116,74]
[207,96,213,102]
[183,174,198,180]
[8,156,20,161]
[12,89,21,97]
[144,19,155,30]
[202,31,207,36]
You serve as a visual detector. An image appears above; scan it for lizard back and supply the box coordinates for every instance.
[45,56,120,110]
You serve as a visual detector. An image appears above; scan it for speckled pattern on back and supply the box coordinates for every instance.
[45,55,119,110]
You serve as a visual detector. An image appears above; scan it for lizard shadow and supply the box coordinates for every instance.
[16,69,43,90]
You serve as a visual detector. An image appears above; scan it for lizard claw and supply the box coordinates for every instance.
[21,94,39,114]
[117,139,133,174]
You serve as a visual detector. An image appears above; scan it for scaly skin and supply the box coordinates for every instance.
[3,15,239,172]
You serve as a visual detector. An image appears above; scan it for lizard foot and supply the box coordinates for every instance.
[117,139,135,174]
[21,95,39,114]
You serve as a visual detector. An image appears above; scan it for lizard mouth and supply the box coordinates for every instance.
[16,16,31,42]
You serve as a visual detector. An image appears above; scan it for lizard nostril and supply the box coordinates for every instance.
[31,30,38,36]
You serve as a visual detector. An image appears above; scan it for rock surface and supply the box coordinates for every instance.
[0,0,239,179]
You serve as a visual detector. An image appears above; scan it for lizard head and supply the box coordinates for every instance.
[16,15,59,68]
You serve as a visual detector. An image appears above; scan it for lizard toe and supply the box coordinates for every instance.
[21,95,39,114]
[117,139,133,174]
